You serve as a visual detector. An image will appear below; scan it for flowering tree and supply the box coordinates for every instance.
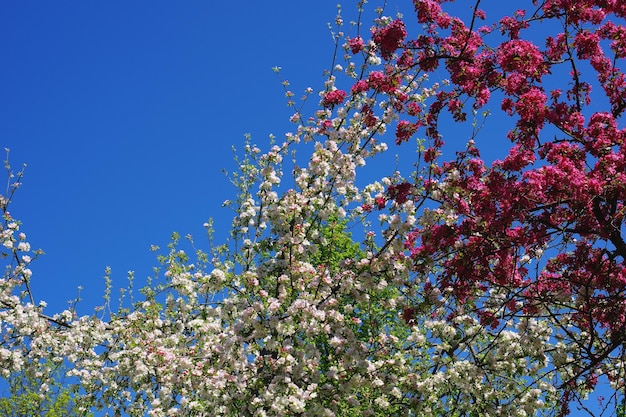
[1,0,626,416]
[382,1,626,415]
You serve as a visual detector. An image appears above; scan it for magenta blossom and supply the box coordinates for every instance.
[322,89,347,108]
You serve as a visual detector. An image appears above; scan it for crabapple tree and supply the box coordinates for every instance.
[369,1,626,415]
[1,1,626,416]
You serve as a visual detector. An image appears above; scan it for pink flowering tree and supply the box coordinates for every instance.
[1,1,626,416]
[372,1,626,415]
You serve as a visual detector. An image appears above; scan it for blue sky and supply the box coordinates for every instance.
[1,1,344,315]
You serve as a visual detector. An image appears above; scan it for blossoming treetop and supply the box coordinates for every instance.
[1,0,625,416]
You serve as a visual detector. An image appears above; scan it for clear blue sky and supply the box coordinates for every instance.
[1,1,343,315]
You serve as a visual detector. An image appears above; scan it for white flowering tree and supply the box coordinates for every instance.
[2,1,626,416]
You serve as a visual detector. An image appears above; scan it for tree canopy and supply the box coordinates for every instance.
[1,0,626,415]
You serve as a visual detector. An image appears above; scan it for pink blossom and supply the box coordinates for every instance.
[372,19,407,59]
[348,36,365,54]
[322,89,347,108]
